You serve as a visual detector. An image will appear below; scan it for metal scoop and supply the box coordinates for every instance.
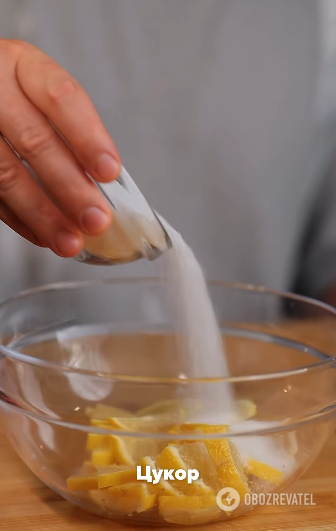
[75,166,171,265]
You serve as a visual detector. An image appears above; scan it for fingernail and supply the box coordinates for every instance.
[82,206,111,233]
[95,153,121,181]
[55,231,81,256]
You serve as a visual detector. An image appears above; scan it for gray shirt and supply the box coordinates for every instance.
[1,0,336,299]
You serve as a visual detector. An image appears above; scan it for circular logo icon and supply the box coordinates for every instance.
[216,487,240,512]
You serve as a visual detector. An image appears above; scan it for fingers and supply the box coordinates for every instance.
[0,199,45,247]
[0,135,84,257]
[0,46,113,236]
[15,41,121,183]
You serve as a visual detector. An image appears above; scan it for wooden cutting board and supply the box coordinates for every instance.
[0,418,335,531]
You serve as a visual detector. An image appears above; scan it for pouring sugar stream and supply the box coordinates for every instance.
[159,218,236,424]
[75,166,236,422]
[72,165,293,466]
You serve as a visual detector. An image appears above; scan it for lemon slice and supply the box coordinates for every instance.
[90,488,112,508]
[205,438,249,500]
[108,415,172,433]
[155,445,213,496]
[156,444,187,471]
[87,416,163,467]
[86,433,110,452]
[109,435,134,465]
[98,468,138,488]
[182,480,213,496]
[67,464,136,491]
[137,399,201,420]
[67,475,98,491]
[168,422,228,443]
[158,495,222,525]
[169,422,228,434]
[138,456,179,496]
[167,424,229,492]
[91,448,114,466]
[85,404,132,420]
[82,461,98,475]
[89,482,156,514]
[109,434,160,466]
[236,400,257,421]
[137,399,183,416]
[245,458,284,486]
[177,442,221,491]
[106,483,156,514]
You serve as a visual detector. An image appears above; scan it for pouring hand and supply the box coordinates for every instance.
[0,39,121,257]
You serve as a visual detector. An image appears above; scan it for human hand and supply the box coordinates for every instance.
[0,39,121,257]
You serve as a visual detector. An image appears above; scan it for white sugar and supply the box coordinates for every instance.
[158,225,291,469]
[160,219,235,423]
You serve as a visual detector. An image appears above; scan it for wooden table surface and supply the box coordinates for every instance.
[0,418,335,531]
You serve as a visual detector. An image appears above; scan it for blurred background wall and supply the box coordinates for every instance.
[1,0,336,303]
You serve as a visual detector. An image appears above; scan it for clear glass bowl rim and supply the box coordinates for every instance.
[0,278,336,384]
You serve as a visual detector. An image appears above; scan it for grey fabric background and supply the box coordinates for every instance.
[0,0,336,299]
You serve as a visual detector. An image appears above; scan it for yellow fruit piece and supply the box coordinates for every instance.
[151,482,179,497]
[109,416,167,432]
[86,433,110,452]
[170,423,228,434]
[109,434,161,466]
[137,456,179,496]
[137,455,156,475]
[91,464,133,477]
[110,435,134,465]
[91,448,114,466]
[236,400,257,420]
[137,399,200,423]
[205,438,249,500]
[182,480,213,496]
[67,476,98,491]
[98,468,137,488]
[177,442,221,491]
[168,422,228,443]
[155,445,213,496]
[82,461,98,475]
[137,399,183,417]
[106,483,156,514]
[108,414,175,433]
[90,421,114,429]
[245,459,284,486]
[85,404,132,420]
[166,424,246,498]
[89,488,111,508]
[159,495,222,525]
[156,444,187,471]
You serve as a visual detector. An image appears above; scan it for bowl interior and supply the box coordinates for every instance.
[1,281,336,527]
[0,280,335,428]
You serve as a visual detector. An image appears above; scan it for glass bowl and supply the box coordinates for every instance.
[0,279,335,527]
